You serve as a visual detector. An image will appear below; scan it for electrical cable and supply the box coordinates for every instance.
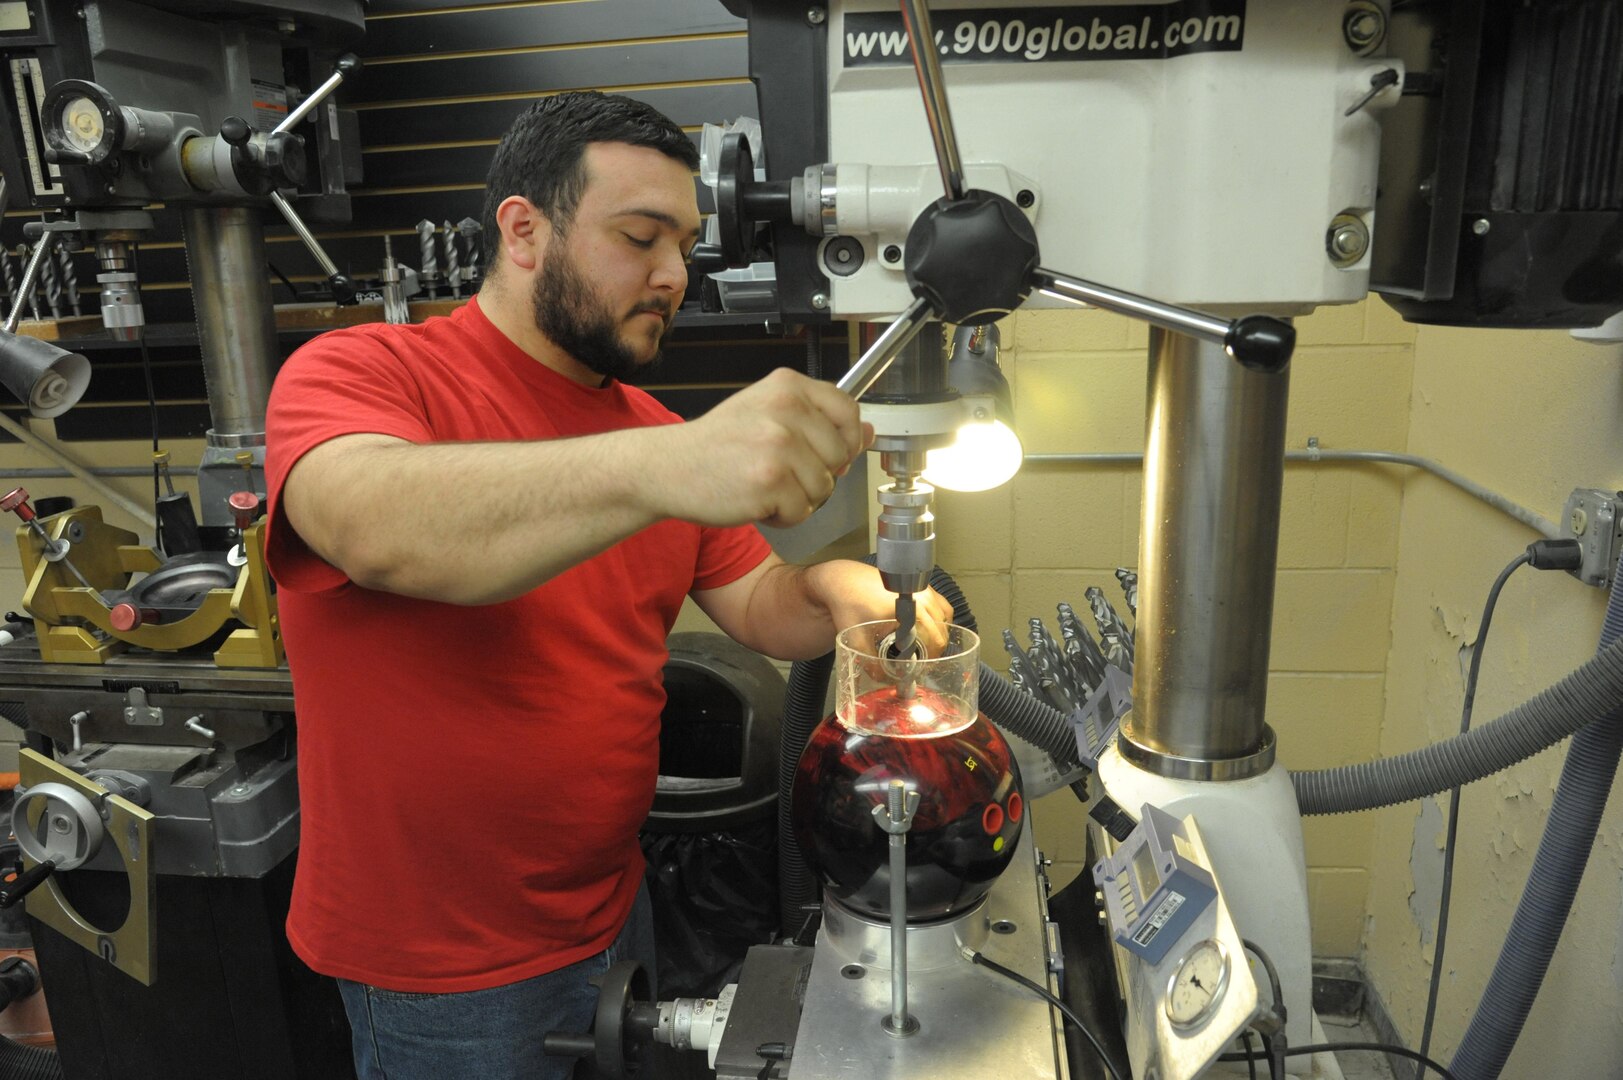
[1240,1031,1258,1080]
[1417,551,1530,1076]
[1242,939,1286,1080]
[964,949,1127,1080]
[1219,1041,1459,1080]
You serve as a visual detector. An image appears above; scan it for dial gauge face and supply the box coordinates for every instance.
[60,96,105,154]
[1165,938,1229,1029]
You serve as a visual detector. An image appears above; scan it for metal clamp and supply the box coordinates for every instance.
[872,778,921,1037]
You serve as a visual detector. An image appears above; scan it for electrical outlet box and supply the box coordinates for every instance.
[1562,488,1623,587]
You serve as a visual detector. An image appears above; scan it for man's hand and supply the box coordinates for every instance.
[644,368,873,529]
[807,560,956,657]
[694,556,958,662]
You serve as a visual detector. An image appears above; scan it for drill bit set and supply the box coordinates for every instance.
[412,218,482,300]
[1003,568,1138,767]
[0,243,84,324]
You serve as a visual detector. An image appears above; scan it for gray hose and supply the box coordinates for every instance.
[1291,633,1623,815]
[1449,552,1623,1078]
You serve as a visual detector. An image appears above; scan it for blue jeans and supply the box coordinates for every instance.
[337,885,657,1080]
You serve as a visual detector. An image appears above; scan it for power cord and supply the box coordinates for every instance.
[1241,939,1286,1080]
[1418,538,1580,1077]
[1219,1040,1460,1080]
[963,948,1127,1080]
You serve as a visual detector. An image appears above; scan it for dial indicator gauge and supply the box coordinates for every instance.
[1165,938,1229,1030]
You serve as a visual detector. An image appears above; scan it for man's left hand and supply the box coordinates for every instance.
[812,560,956,657]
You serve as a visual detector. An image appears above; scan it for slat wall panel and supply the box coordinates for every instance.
[1,0,785,439]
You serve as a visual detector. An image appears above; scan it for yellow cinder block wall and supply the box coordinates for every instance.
[931,298,1415,958]
[1363,327,1623,1074]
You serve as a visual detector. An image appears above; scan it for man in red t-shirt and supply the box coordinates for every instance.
[265,92,951,1079]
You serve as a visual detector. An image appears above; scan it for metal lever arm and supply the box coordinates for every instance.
[265,54,360,305]
[269,192,356,305]
[1032,267,1295,373]
[900,0,966,201]
[273,54,360,137]
[834,296,934,399]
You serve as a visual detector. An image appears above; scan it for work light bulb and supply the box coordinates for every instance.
[923,418,1023,493]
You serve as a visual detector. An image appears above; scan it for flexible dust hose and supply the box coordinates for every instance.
[1449,552,1623,1079]
[777,562,976,933]
[1291,633,1623,816]
[976,662,1085,769]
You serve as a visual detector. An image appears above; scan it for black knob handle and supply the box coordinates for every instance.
[329,273,357,306]
[541,1032,596,1059]
[0,859,55,908]
[220,116,252,147]
[1224,314,1296,374]
[335,53,361,76]
[686,243,729,276]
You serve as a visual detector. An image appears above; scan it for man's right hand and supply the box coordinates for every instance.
[648,368,873,529]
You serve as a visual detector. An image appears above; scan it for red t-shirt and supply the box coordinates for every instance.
[264,299,771,992]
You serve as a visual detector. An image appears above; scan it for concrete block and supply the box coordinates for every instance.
[1295,299,1369,347]
[1267,672,1384,769]
[1285,346,1414,453]
[1013,470,1129,569]
[1014,350,1146,455]
[1308,866,1369,957]
[936,487,1014,571]
[1012,308,1132,354]
[1277,470,1352,569]
[1270,569,1396,673]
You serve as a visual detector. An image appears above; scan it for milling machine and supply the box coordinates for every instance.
[0,1,365,1075]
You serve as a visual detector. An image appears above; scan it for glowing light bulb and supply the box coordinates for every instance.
[923,418,1023,493]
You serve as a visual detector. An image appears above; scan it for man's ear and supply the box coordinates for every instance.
[494,196,549,273]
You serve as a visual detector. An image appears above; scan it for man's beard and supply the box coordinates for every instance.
[531,243,672,385]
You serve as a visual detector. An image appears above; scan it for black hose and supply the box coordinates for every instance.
[0,1034,62,1080]
[1450,546,1623,1078]
[777,561,976,932]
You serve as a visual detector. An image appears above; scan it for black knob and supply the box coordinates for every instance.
[1225,315,1296,374]
[686,243,729,276]
[335,53,361,76]
[219,116,252,147]
[0,859,55,909]
[329,273,358,306]
[904,190,1039,325]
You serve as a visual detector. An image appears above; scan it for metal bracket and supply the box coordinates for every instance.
[122,686,163,726]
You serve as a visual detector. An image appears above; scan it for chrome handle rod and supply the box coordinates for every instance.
[269,191,340,280]
[899,0,967,201]
[273,55,359,137]
[834,296,934,399]
[1032,266,1231,344]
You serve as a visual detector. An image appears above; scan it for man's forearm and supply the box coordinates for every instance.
[287,428,672,605]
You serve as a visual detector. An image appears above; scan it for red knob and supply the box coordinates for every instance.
[227,491,261,530]
[109,603,160,632]
[0,488,35,521]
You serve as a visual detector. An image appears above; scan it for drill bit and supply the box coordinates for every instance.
[1027,618,1078,712]
[39,242,61,319]
[1115,567,1138,616]
[416,220,438,299]
[1057,601,1107,688]
[0,248,13,319]
[17,247,39,322]
[457,217,481,289]
[56,244,80,316]
[442,220,460,299]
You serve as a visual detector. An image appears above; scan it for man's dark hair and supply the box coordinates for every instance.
[479,91,699,272]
